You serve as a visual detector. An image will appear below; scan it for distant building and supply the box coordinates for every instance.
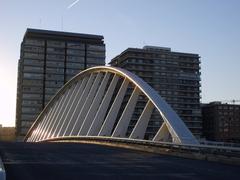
[202,102,240,143]
[16,28,105,140]
[110,46,201,139]
[0,125,16,141]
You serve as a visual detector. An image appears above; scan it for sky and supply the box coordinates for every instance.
[0,0,240,126]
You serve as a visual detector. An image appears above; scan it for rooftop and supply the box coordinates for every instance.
[24,28,104,43]
[110,46,199,64]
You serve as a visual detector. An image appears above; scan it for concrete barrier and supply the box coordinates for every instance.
[0,157,6,180]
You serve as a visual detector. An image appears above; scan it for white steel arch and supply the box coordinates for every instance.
[25,66,199,145]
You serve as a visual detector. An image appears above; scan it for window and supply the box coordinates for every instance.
[67,56,84,63]
[22,87,42,93]
[66,69,80,75]
[46,61,64,68]
[47,40,65,47]
[87,51,105,58]
[24,52,44,59]
[46,67,64,74]
[21,114,37,120]
[23,73,43,80]
[66,62,84,69]
[87,44,105,51]
[47,47,65,54]
[46,54,65,61]
[23,66,44,73]
[22,100,42,106]
[22,93,43,99]
[87,57,105,64]
[24,46,44,53]
[161,91,166,95]
[67,49,85,56]
[24,59,44,66]
[45,88,59,94]
[21,121,33,127]
[22,80,43,86]
[67,42,85,49]
[25,39,44,46]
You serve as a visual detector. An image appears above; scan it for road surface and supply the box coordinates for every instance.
[0,142,239,180]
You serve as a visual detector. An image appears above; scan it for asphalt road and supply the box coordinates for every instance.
[0,142,239,180]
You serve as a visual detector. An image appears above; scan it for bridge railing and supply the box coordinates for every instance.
[40,136,240,160]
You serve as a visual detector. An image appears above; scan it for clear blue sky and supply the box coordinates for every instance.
[0,0,240,126]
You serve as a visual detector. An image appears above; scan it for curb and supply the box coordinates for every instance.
[0,157,6,180]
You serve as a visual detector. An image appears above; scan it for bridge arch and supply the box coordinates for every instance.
[25,66,198,144]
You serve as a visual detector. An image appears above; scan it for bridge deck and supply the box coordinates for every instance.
[0,142,239,180]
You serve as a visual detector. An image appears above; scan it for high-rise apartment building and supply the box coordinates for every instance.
[16,28,105,139]
[202,102,240,143]
[110,46,201,138]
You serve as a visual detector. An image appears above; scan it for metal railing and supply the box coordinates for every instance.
[41,136,240,159]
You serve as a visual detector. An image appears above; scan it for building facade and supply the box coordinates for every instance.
[0,125,16,142]
[16,28,105,139]
[110,46,201,138]
[202,102,240,143]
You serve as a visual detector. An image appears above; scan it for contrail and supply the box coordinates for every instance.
[67,0,80,9]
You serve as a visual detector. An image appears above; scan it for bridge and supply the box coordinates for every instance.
[25,66,198,144]
[1,66,239,179]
